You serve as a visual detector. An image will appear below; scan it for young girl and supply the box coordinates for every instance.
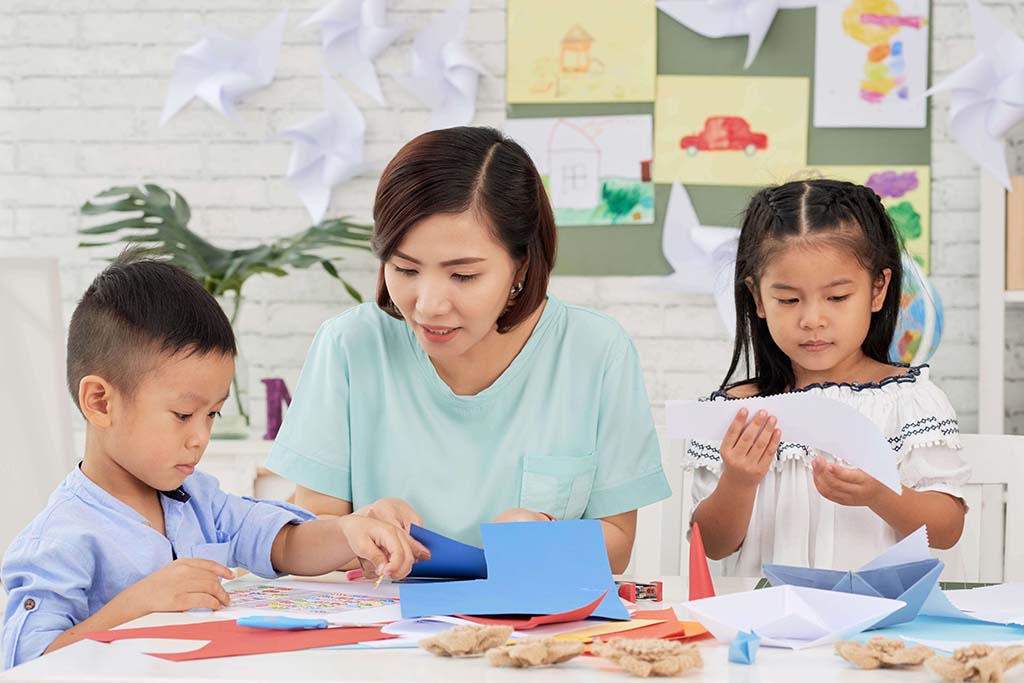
[689,179,970,574]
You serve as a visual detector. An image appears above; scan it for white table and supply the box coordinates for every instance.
[1,575,940,682]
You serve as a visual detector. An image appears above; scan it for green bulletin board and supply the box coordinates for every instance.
[507,9,932,276]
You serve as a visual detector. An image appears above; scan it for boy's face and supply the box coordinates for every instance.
[106,350,235,492]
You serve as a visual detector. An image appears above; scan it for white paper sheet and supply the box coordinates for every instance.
[302,0,406,104]
[666,393,902,492]
[658,0,820,69]
[814,0,930,128]
[160,10,288,125]
[923,0,1024,190]
[277,72,368,223]
[944,584,1024,625]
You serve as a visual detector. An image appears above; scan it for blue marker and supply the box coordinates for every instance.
[237,616,329,630]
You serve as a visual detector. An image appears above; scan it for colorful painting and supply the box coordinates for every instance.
[653,76,810,186]
[786,165,931,272]
[505,115,655,226]
[814,0,930,128]
[227,584,399,615]
[506,0,657,103]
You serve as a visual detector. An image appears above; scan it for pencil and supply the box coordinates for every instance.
[374,575,383,589]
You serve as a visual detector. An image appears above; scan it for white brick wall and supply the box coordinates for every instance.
[2,0,1023,436]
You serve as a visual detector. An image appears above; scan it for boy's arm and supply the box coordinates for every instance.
[269,516,427,579]
[40,558,234,657]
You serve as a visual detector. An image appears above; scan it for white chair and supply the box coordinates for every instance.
[938,433,1024,583]
[630,429,1024,583]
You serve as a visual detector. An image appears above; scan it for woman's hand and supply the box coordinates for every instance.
[811,456,885,507]
[719,408,781,489]
[492,508,551,522]
[354,497,423,531]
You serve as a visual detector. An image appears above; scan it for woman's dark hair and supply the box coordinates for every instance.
[722,179,904,396]
[371,126,557,333]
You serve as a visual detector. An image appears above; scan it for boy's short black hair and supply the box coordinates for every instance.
[67,251,237,412]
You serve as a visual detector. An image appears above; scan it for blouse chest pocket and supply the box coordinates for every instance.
[519,453,597,521]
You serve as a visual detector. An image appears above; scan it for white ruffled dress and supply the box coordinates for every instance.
[688,365,970,574]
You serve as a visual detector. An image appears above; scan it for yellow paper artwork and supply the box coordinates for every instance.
[786,165,931,271]
[653,75,810,186]
[506,0,657,103]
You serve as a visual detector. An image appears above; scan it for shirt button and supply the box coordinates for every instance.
[23,599,35,610]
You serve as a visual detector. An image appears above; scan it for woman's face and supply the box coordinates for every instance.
[383,210,521,360]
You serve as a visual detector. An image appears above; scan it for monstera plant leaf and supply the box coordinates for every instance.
[80,184,374,313]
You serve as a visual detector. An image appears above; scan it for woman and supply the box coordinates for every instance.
[265,127,669,572]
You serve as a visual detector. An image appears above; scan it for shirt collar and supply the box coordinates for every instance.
[69,463,191,513]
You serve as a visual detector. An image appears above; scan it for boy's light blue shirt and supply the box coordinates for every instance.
[265,295,671,546]
[1,467,314,669]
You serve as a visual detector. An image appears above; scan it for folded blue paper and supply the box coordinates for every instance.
[762,558,943,629]
[408,525,488,580]
[728,630,760,664]
[854,615,1024,648]
[399,520,629,621]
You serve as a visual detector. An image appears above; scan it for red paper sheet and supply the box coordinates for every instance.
[689,522,716,601]
[81,619,395,661]
[458,591,607,630]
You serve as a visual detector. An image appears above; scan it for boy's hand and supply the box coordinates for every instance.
[127,559,234,614]
[811,456,885,507]
[492,508,550,522]
[341,516,430,581]
[354,497,422,532]
[719,408,781,489]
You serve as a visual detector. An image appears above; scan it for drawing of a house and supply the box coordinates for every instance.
[560,25,594,73]
[547,120,601,210]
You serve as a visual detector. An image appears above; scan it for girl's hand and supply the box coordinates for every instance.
[354,497,423,532]
[811,456,885,507]
[492,508,551,522]
[719,408,781,489]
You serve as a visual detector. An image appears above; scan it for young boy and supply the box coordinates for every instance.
[2,255,427,669]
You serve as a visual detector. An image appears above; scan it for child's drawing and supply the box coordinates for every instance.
[505,115,654,226]
[815,0,929,127]
[679,117,769,157]
[507,0,656,103]
[654,76,809,186]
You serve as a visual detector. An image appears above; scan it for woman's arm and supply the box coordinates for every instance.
[600,511,636,574]
[293,485,353,517]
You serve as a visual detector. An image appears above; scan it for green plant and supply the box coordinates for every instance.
[79,184,374,431]
[79,184,374,325]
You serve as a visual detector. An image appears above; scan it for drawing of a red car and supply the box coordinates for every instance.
[679,116,769,157]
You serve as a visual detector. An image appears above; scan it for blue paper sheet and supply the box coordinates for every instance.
[855,615,1024,647]
[762,558,943,628]
[728,630,760,664]
[399,520,629,621]
[408,525,488,580]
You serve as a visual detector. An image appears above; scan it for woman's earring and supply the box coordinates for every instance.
[510,282,523,297]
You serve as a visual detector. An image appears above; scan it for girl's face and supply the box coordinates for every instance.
[750,240,891,380]
[383,210,522,361]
